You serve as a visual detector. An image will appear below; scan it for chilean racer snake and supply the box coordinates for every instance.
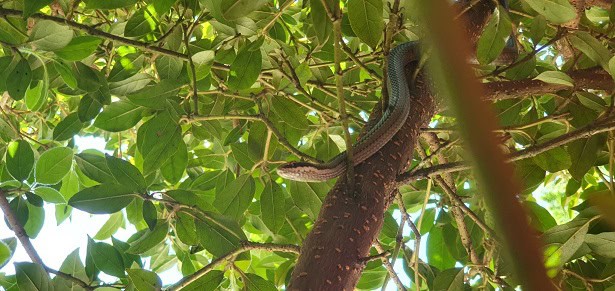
[276,42,420,182]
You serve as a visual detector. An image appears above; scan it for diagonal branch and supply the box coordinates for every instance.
[0,190,92,290]
[400,116,615,184]
[166,242,300,291]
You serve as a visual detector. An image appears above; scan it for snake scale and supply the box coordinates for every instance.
[277,42,420,182]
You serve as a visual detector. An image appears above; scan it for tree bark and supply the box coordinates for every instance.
[288,62,435,291]
[287,2,501,289]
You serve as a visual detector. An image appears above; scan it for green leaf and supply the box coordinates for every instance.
[93,212,124,240]
[310,0,332,44]
[243,273,277,291]
[127,269,162,291]
[105,154,146,192]
[156,56,183,80]
[0,239,14,269]
[525,201,557,232]
[228,44,262,90]
[182,270,224,291]
[576,92,607,113]
[7,59,32,101]
[137,110,182,174]
[160,140,187,184]
[213,174,255,220]
[5,140,34,181]
[124,8,157,37]
[190,50,215,81]
[146,0,176,18]
[52,249,88,290]
[271,97,308,129]
[9,196,29,227]
[68,184,136,214]
[25,80,46,111]
[52,61,77,89]
[529,14,547,43]
[175,212,198,245]
[127,220,168,254]
[532,147,572,172]
[426,222,456,270]
[477,5,512,64]
[25,192,44,207]
[220,0,267,20]
[35,147,73,185]
[142,200,157,230]
[34,187,66,203]
[0,17,28,45]
[609,56,615,80]
[28,20,73,51]
[94,101,145,132]
[75,152,117,184]
[54,36,102,61]
[567,31,611,69]
[524,0,576,24]
[127,80,180,109]
[347,0,383,49]
[433,268,464,291]
[190,171,222,191]
[73,62,102,92]
[53,113,83,141]
[109,53,145,82]
[78,95,104,122]
[542,218,591,270]
[15,262,52,291]
[515,159,546,193]
[261,181,286,232]
[568,135,606,181]
[82,0,138,9]
[89,241,125,278]
[23,0,53,18]
[194,212,247,257]
[534,70,574,87]
[0,56,15,92]
[585,232,615,258]
[287,181,327,220]
[109,73,152,96]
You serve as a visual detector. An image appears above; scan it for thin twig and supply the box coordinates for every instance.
[166,242,300,291]
[399,117,615,184]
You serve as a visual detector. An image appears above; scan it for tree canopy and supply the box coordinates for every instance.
[0,0,615,290]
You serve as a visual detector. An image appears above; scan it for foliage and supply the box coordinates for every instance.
[0,0,613,290]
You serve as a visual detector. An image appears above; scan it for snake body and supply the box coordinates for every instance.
[277,42,420,182]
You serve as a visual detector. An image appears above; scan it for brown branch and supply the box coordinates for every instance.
[373,241,406,291]
[400,116,615,183]
[0,191,92,290]
[167,242,300,291]
[0,8,230,70]
[483,68,614,102]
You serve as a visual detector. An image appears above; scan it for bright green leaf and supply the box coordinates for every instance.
[347,0,383,49]
[54,36,102,61]
[68,184,136,214]
[35,147,73,185]
[53,113,83,141]
[28,20,73,51]
[524,0,577,24]
[5,140,34,181]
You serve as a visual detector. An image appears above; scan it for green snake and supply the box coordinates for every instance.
[277,42,420,182]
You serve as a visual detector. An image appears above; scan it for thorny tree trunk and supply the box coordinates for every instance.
[287,2,499,289]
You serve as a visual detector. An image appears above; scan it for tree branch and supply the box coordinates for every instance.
[0,191,92,290]
[166,242,300,291]
[400,116,615,184]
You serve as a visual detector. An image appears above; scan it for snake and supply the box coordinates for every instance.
[276,42,421,182]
